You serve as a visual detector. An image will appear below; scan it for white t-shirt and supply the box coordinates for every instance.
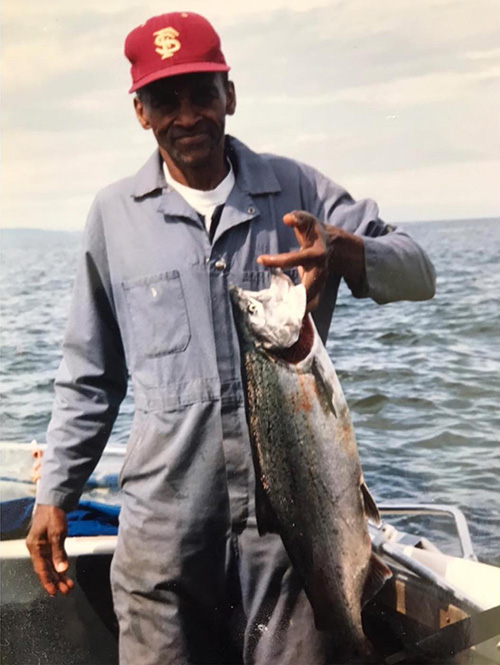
[163,161,235,233]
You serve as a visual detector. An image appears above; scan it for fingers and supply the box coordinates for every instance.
[257,210,327,266]
[26,505,73,596]
[28,548,73,596]
[282,210,318,229]
[283,211,324,248]
[257,245,326,269]
[56,574,74,594]
[256,251,326,309]
[29,540,58,596]
[27,536,72,596]
[48,520,68,574]
[255,210,331,311]
[302,269,326,311]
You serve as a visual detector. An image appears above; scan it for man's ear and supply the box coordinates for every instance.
[134,97,151,130]
[226,81,236,116]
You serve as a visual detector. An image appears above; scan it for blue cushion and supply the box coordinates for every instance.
[0,498,120,540]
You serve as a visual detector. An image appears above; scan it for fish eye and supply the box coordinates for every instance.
[247,303,257,314]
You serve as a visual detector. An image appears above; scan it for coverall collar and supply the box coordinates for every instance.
[131,135,282,200]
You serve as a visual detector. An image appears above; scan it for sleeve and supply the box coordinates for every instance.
[36,196,128,511]
[305,168,436,304]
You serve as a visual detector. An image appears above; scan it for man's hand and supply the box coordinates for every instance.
[257,211,366,310]
[26,505,74,596]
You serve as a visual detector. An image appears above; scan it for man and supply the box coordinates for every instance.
[26,11,435,665]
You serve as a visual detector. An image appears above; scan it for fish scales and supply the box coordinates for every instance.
[244,329,369,631]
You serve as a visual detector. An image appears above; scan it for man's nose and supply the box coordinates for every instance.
[175,96,201,127]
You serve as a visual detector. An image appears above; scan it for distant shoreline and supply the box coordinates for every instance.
[1,217,499,234]
[0,228,82,235]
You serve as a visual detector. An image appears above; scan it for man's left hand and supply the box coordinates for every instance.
[257,211,366,310]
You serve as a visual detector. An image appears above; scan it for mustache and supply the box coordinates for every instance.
[169,121,215,141]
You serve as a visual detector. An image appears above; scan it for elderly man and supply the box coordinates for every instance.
[26,11,435,665]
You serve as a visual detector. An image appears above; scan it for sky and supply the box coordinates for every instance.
[2,0,499,230]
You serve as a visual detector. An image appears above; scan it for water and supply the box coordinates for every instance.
[1,220,499,565]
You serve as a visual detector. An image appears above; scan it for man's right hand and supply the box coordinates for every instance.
[26,504,74,596]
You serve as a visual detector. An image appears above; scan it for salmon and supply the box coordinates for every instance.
[230,271,391,654]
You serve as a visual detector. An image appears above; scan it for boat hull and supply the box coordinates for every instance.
[1,538,118,665]
[1,536,499,665]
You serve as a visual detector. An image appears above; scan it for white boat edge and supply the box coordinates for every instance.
[1,535,118,559]
[0,441,126,455]
[2,533,499,611]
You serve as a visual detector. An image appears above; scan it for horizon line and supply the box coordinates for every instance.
[1,215,499,233]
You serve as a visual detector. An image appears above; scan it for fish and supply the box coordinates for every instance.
[230,270,392,655]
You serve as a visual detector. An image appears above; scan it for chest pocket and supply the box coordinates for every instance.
[122,271,191,358]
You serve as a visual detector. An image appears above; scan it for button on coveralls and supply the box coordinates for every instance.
[36,136,436,664]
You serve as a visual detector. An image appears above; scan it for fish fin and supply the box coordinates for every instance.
[361,553,393,607]
[361,481,381,526]
[255,479,280,535]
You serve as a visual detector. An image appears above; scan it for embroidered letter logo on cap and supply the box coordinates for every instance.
[153,27,181,60]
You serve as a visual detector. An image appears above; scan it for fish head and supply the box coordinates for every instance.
[230,270,307,351]
[229,283,264,352]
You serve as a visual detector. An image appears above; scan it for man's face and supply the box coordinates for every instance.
[134,72,236,172]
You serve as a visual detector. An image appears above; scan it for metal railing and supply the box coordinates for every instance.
[376,502,477,561]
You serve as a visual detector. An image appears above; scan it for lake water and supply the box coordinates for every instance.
[1,219,499,565]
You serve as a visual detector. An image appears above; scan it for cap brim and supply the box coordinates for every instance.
[130,62,230,93]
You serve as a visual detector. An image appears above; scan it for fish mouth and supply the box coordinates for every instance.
[228,283,243,301]
[229,284,256,348]
[228,284,247,318]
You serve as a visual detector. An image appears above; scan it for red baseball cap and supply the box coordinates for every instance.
[125,12,230,93]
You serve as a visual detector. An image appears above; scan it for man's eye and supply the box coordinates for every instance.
[193,88,218,106]
[150,97,178,112]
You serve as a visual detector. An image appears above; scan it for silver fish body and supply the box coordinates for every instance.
[230,279,391,652]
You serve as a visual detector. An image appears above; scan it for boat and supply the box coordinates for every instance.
[364,505,500,664]
[1,442,499,664]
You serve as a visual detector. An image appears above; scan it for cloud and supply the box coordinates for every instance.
[2,0,499,228]
[1,0,339,92]
[464,48,500,61]
[239,66,499,108]
[345,159,500,222]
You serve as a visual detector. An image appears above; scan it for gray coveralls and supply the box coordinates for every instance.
[36,136,436,664]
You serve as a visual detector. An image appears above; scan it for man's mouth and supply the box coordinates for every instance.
[175,132,210,146]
